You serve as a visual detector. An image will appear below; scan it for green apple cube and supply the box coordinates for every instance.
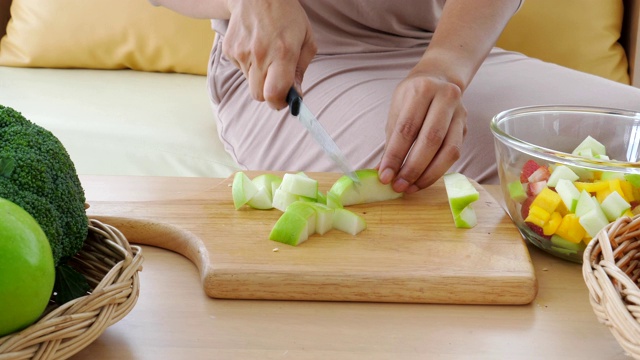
[452,205,477,229]
[232,171,259,210]
[286,201,317,236]
[443,172,479,211]
[555,179,581,212]
[316,191,327,205]
[569,166,595,182]
[546,165,579,187]
[624,173,640,188]
[326,191,343,209]
[280,173,318,199]
[332,208,366,235]
[247,186,273,210]
[251,174,282,199]
[507,180,527,202]
[574,190,597,217]
[550,234,586,252]
[308,203,335,235]
[600,191,631,222]
[272,188,300,212]
[572,135,606,158]
[269,211,310,246]
[579,205,610,238]
[600,171,625,181]
[328,169,402,206]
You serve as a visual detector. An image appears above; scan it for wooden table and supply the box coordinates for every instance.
[72,176,629,360]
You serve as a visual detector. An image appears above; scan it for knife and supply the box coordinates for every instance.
[286,87,360,184]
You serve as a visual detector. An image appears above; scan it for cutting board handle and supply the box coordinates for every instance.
[90,216,209,279]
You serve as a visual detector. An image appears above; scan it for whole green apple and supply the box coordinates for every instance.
[0,198,55,337]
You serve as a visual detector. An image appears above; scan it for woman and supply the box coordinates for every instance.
[149,0,640,193]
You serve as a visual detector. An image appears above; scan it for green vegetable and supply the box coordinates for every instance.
[0,105,89,303]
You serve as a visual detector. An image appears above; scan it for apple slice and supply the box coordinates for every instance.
[269,211,310,246]
[280,173,318,199]
[600,191,631,222]
[572,135,606,158]
[555,179,581,212]
[332,208,366,235]
[272,188,300,212]
[252,174,282,199]
[328,169,402,206]
[546,165,579,187]
[443,172,479,211]
[308,203,335,235]
[443,172,479,229]
[247,186,273,210]
[453,205,478,229]
[286,201,317,236]
[232,171,259,210]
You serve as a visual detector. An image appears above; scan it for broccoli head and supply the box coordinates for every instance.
[0,105,88,267]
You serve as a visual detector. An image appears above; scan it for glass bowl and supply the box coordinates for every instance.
[490,105,640,263]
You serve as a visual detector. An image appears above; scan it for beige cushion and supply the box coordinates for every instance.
[0,66,240,177]
[0,0,215,75]
[497,0,630,84]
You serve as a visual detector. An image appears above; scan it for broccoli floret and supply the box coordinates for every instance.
[0,105,88,267]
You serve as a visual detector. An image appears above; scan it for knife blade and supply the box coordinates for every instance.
[286,87,360,184]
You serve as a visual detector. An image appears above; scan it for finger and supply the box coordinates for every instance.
[408,106,467,193]
[378,90,430,187]
[247,61,266,102]
[394,93,456,191]
[263,59,296,110]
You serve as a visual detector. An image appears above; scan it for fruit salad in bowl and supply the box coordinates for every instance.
[491,105,640,263]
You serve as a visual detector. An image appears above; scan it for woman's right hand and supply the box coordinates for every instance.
[223,0,317,110]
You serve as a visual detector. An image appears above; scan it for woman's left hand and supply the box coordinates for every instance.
[377,70,468,194]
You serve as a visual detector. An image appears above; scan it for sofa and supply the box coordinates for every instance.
[0,0,638,180]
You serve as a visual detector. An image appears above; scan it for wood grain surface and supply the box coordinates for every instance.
[85,172,537,305]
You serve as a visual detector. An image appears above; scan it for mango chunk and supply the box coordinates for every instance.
[530,187,562,214]
[554,213,586,244]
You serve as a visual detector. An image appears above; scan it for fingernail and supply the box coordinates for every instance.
[379,168,394,184]
[393,178,410,193]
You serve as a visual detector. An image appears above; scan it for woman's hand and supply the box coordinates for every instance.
[378,69,467,194]
[223,0,317,110]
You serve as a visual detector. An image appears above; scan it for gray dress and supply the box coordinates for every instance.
[207,0,640,184]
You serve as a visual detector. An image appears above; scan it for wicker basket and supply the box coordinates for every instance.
[583,214,640,359]
[0,218,143,360]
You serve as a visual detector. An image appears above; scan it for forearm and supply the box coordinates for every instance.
[147,0,231,19]
[415,0,521,91]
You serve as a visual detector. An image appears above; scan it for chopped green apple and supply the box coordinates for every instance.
[579,205,610,238]
[269,211,310,246]
[507,180,527,202]
[332,208,366,235]
[452,205,477,229]
[247,186,273,210]
[280,173,318,199]
[308,203,335,235]
[600,191,631,222]
[251,174,282,199]
[286,201,317,236]
[572,135,606,158]
[546,165,579,187]
[443,172,479,211]
[624,173,640,187]
[550,234,586,252]
[232,171,259,210]
[574,190,596,217]
[326,191,343,209]
[328,169,402,206]
[555,179,581,212]
[272,188,300,212]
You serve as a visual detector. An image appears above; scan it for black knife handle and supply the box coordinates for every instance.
[286,87,302,116]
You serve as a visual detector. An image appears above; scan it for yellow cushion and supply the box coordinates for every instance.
[0,0,215,75]
[497,0,630,84]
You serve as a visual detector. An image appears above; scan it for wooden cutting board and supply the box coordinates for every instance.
[84,172,537,305]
